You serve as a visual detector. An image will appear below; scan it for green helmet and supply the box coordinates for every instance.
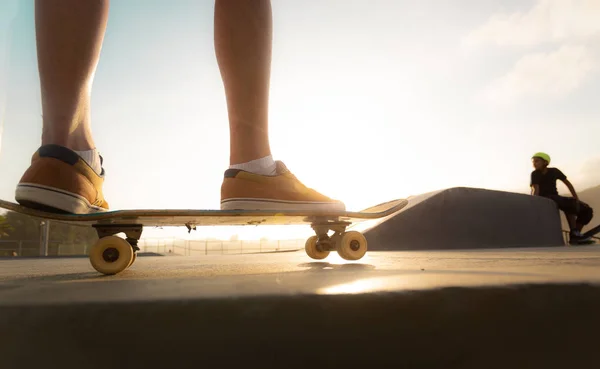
[532,152,550,164]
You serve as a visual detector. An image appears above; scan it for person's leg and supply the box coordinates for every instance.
[566,213,577,231]
[556,197,592,243]
[37,0,108,155]
[15,0,109,213]
[214,0,344,211]
[552,196,577,230]
[575,201,593,232]
[214,0,273,168]
[552,196,581,240]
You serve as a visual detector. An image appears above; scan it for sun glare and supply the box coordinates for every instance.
[318,277,390,295]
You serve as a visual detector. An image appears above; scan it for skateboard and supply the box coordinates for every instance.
[581,224,600,240]
[0,198,408,275]
[568,224,600,245]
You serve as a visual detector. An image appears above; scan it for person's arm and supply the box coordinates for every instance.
[530,171,540,196]
[561,179,579,201]
[556,168,579,200]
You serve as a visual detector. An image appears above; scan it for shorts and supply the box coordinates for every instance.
[548,195,593,226]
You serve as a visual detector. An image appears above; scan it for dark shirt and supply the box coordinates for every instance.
[530,167,566,197]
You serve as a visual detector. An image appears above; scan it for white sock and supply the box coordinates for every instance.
[75,149,103,175]
[229,155,277,175]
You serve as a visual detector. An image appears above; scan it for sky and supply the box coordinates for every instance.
[1,0,600,240]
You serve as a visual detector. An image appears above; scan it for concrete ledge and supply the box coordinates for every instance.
[1,283,599,369]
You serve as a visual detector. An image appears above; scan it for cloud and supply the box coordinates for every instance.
[463,0,600,49]
[481,44,596,104]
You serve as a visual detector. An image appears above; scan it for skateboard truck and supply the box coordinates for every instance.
[311,222,348,251]
[185,223,197,233]
[93,224,142,251]
[306,220,368,261]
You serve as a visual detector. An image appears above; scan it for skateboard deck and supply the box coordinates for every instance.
[581,224,600,240]
[0,198,407,227]
[0,198,408,275]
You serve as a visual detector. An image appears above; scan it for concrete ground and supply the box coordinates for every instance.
[2,247,600,368]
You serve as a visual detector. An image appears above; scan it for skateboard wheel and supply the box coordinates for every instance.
[337,231,368,261]
[89,236,134,275]
[305,235,330,260]
[128,252,137,267]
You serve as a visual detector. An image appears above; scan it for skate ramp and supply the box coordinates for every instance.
[364,187,564,250]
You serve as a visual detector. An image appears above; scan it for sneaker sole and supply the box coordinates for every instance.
[220,198,346,212]
[15,183,106,214]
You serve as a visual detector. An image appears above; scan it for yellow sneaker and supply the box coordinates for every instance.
[220,161,345,211]
[15,145,109,214]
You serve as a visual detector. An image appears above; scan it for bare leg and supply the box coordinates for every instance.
[15,1,110,214]
[214,0,272,165]
[215,0,345,211]
[36,0,109,151]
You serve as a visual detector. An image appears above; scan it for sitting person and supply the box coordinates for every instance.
[530,152,593,244]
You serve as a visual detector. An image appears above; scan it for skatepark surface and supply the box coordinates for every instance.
[2,247,600,368]
[1,187,599,368]
[1,247,600,302]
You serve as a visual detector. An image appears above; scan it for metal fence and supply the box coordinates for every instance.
[0,240,74,257]
[136,238,304,256]
[0,238,304,257]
